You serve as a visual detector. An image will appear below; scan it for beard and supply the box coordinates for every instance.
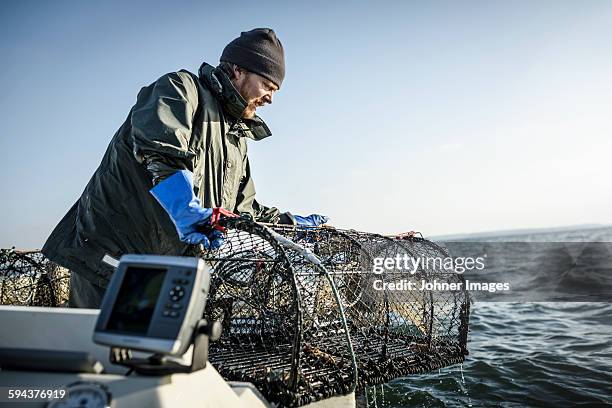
[242,102,257,119]
[242,99,265,119]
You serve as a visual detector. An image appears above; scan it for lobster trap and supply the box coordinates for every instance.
[0,248,70,307]
[0,219,470,407]
[199,220,470,406]
[199,219,358,407]
[269,226,470,388]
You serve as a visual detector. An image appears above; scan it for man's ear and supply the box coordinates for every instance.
[232,65,245,80]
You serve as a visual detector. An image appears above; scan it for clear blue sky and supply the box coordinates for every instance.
[1,1,611,248]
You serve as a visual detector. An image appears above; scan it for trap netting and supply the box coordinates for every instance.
[199,220,470,406]
[0,248,70,307]
[0,220,470,407]
[198,218,357,407]
[268,226,470,389]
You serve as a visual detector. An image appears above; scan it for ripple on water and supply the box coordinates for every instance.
[381,302,612,407]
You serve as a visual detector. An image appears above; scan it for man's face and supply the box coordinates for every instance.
[231,67,278,119]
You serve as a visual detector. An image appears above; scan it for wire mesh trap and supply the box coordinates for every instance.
[199,221,470,406]
[0,248,70,307]
[266,226,470,389]
[0,220,470,407]
[198,218,357,407]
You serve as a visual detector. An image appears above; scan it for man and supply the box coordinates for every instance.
[42,28,327,308]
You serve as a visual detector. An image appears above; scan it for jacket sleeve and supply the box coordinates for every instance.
[234,157,295,224]
[131,72,200,184]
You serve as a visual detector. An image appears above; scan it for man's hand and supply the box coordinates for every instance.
[150,170,224,248]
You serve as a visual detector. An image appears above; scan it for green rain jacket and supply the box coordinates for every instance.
[42,63,293,288]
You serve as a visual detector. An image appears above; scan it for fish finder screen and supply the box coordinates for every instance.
[106,266,167,334]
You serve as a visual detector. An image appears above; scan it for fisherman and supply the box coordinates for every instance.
[42,28,327,308]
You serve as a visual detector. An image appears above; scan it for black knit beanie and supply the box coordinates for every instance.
[220,28,285,88]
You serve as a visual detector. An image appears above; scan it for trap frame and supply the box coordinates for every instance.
[0,220,470,407]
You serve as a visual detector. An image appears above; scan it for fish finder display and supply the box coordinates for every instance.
[106,266,166,334]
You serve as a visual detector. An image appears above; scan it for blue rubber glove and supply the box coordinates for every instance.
[294,214,329,227]
[150,170,224,248]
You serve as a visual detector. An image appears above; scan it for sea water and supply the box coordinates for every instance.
[366,226,612,407]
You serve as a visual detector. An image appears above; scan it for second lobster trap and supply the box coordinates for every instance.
[200,220,470,407]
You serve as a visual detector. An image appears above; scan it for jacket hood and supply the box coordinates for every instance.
[198,62,272,141]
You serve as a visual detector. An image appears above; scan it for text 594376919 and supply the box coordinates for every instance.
[1,387,67,402]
